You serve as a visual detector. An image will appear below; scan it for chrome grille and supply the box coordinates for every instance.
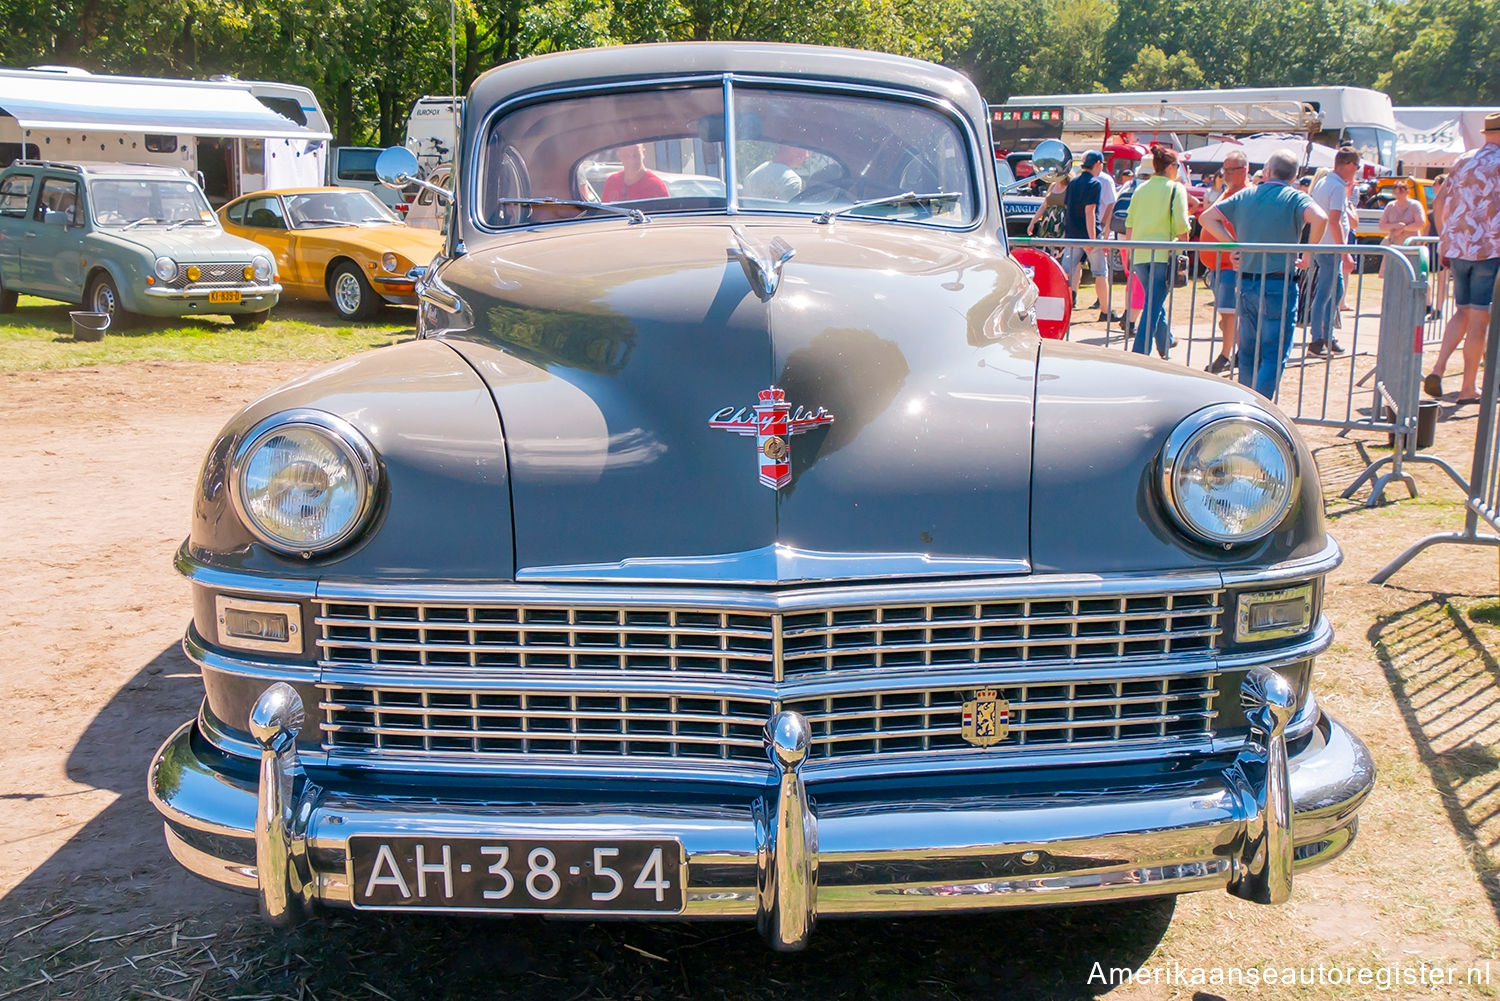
[781,592,1221,678]
[318,672,1217,764]
[165,262,254,289]
[317,589,1222,680]
[319,603,777,678]
[316,588,1225,768]
[322,687,772,761]
[789,674,1218,760]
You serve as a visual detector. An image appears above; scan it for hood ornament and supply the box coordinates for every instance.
[710,386,834,490]
[728,228,795,300]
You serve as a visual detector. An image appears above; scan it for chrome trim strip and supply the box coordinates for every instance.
[310,571,1227,610]
[722,74,738,215]
[516,545,1029,584]
[1220,536,1342,587]
[176,543,320,598]
[185,624,321,683]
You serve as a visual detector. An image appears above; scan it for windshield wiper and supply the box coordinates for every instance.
[493,197,648,224]
[813,191,962,225]
[166,218,210,230]
[120,217,163,231]
[296,218,349,227]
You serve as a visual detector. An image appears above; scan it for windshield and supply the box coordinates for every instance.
[480,82,979,229]
[285,190,400,227]
[91,179,215,228]
[1343,127,1398,171]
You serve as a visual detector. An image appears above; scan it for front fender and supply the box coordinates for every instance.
[1029,340,1327,574]
[186,338,515,582]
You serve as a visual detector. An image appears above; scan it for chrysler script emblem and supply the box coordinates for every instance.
[709,386,834,490]
[961,689,1010,747]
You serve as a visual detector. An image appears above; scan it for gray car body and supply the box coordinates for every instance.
[156,44,1368,945]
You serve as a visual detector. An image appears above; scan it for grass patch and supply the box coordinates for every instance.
[1470,599,1500,628]
[0,296,410,372]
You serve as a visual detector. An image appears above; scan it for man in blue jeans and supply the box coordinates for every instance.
[1199,150,1329,400]
[1307,146,1361,355]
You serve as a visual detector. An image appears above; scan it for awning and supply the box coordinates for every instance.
[0,71,331,141]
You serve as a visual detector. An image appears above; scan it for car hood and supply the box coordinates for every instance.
[283,222,442,262]
[107,226,268,263]
[442,218,1038,584]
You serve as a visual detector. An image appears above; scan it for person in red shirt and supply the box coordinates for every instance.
[602,143,669,202]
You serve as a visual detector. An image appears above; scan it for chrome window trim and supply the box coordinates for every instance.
[1159,403,1301,547]
[228,408,381,558]
[467,72,988,237]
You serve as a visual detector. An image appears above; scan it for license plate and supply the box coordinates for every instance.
[349,836,684,914]
[208,289,242,303]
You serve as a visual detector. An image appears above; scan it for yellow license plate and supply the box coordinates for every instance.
[208,290,242,304]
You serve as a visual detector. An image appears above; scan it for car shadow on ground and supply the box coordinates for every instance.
[1369,593,1500,926]
[1,642,1177,1001]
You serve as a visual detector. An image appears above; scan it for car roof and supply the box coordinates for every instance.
[467,42,985,126]
[224,186,379,201]
[5,161,191,179]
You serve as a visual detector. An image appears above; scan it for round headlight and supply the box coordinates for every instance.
[252,256,272,282]
[1160,405,1297,545]
[381,252,399,273]
[231,411,378,556]
[153,256,176,281]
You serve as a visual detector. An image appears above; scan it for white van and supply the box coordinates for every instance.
[404,95,460,175]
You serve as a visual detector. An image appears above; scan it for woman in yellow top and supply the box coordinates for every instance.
[1124,146,1191,358]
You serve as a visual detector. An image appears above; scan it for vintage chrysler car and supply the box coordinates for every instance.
[149,43,1374,950]
[0,161,279,327]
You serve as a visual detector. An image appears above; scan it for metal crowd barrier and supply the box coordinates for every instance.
[1012,236,1427,505]
[1401,235,1455,346]
[1373,268,1500,584]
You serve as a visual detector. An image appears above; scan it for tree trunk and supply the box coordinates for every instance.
[334,77,355,147]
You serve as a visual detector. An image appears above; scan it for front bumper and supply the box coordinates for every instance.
[371,274,417,305]
[140,283,281,315]
[149,674,1373,950]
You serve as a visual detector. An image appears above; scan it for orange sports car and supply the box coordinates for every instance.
[218,187,441,319]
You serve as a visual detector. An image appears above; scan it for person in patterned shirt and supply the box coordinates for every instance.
[1425,113,1500,404]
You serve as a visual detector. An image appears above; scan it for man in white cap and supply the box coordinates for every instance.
[1425,112,1500,404]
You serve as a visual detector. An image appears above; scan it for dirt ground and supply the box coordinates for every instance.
[2,353,1500,1000]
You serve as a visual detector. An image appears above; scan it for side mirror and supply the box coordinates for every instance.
[375,146,421,189]
[376,145,453,204]
[43,208,69,227]
[1030,139,1073,182]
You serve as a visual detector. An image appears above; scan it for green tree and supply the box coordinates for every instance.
[1120,45,1204,91]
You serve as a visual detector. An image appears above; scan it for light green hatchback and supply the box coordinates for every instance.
[0,161,281,327]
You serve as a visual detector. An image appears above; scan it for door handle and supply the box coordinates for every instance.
[24,231,36,238]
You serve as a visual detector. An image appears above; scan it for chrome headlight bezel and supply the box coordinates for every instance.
[153,256,177,281]
[252,255,273,282]
[229,409,380,557]
[1159,403,1298,546]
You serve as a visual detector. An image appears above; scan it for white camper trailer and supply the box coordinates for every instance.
[0,68,332,203]
[403,95,460,175]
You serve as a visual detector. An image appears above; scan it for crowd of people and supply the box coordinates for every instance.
[1020,113,1500,408]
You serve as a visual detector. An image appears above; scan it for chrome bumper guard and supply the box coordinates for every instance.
[149,668,1373,951]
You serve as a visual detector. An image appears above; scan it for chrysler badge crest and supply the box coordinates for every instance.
[961,689,1010,747]
[710,386,834,489]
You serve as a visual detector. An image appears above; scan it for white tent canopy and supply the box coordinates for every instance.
[0,69,331,140]
[1393,108,1489,170]
[1183,133,1338,171]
